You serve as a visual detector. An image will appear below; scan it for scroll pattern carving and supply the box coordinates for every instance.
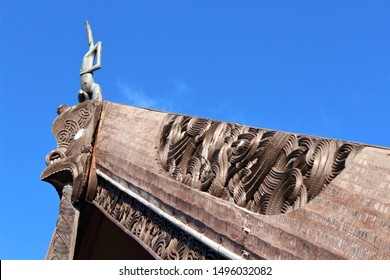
[159,115,361,215]
[41,100,102,203]
[94,178,226,260]
[49,184,78,260]
[41,101,102,260]
[57,105,94,150]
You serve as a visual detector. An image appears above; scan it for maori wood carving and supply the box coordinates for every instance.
[78,20,103,103]
[46,184,79,260]
[94,178,226,260]
[159,114,362,215]
[41,100,102,203]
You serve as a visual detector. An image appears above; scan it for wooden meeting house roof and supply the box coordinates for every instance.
[41,99,390,260]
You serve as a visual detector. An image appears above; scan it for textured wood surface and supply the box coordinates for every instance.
[93,101,390,259]
[46,184,80,260]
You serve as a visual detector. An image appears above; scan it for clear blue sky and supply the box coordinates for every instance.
[0,0,389,259]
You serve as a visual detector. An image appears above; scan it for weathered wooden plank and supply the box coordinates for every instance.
[94,101,390,259]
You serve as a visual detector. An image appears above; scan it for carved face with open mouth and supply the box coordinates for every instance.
[41,100,102,203]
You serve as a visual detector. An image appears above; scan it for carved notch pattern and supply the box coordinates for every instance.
[159,115,361,215]
[94,178,226,260]
[49,184,78,260]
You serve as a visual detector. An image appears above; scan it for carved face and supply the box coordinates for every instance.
[41,100,102,202]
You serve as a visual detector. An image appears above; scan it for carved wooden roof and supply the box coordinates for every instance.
[41,100,390,260]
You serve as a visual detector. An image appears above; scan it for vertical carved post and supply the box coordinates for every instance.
[46,184,80,260]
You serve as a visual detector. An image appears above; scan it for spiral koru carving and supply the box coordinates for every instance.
[41,100,103,203]
[56,103,94,150]
[94,178,226,260]
[159,115,362,215]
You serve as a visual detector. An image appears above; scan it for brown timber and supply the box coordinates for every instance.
[89,101,390,260]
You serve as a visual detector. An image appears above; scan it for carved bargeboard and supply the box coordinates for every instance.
[159,114,362,215]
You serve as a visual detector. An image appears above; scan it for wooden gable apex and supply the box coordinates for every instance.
[41,100,390,260]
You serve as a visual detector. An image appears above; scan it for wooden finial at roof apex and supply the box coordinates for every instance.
[78,20,103,103]
[85,20,94,49]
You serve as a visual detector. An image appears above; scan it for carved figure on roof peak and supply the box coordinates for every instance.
[78,20,103,103]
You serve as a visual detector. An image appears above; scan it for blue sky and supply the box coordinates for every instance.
[0,0,389,259]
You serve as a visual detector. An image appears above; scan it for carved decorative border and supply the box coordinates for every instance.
[94,177,226,260]
[159,115,362,215]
